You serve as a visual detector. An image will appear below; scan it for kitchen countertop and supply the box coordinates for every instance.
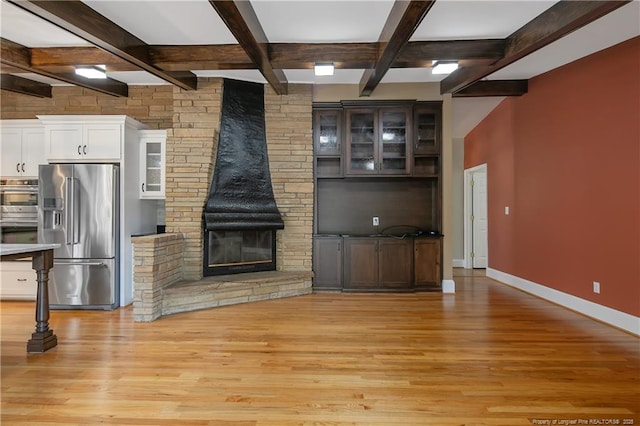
[0,243,60,257]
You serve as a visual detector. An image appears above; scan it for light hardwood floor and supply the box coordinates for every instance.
[2,270,638,425]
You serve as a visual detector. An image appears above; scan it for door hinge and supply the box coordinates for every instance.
[471,251,475,259]
[470,179,475,187]
[470,214,474,221]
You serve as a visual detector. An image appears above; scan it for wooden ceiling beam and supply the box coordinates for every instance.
[209,0,287,95]
[453,80,528,97]
[31,47,135,72]
[1,74,52,98]
[270,43,378,69]
[149,45,254,71]
[23,39,506,73]
[1,38,128,97]
[359,0,435,96]
[399,39,505,63]
[441,0,631,94]
[6,0,197,90]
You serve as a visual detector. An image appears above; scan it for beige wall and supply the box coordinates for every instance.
[452,138,465,262]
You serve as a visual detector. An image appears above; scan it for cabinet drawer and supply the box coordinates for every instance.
[0,261,37,300]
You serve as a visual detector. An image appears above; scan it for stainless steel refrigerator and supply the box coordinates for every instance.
[38,164,120,310]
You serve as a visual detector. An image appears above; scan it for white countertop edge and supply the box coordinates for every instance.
[0,244,60,256]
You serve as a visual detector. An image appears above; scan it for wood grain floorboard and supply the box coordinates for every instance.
[1,270,638,425]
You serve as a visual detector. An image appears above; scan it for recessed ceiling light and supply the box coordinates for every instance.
[75,65,107,79]
[432,62,459,75]
[314,63,334,76]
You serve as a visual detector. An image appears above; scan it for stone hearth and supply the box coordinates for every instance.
[131,233,313,322]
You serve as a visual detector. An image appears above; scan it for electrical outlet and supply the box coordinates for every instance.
[593,281,600,294]
[373,216,379,226]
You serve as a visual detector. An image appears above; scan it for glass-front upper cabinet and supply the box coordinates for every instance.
[139,129,166,199]
[346,109,377,174]
[380,109,410,174]
[414,104,441,155]
[345,107,411,175]
[313,110,341,156]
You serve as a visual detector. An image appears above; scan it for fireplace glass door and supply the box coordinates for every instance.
[204,229,275,276]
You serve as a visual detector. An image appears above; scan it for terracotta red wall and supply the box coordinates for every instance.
[465,36,640,317]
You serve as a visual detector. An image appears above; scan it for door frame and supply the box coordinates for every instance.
[463,163,488,269]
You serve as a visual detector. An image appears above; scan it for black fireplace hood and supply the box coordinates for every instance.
[204,79,284,231]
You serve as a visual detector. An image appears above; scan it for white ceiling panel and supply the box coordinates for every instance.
[251,0,395,42]
[83,0,237,44]
[412,0,556,40]
[284,68,367,84]
[381,68,446,83]
[0,1,90,47]
[105,70,168,85]
[193,70,268,84]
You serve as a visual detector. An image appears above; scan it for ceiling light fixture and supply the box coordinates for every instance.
[75,65,107,79]
[314,63,334,76]
[432,62,459,75]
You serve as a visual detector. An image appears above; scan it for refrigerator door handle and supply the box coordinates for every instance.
[65,177,80,245]
[54,260,107,267]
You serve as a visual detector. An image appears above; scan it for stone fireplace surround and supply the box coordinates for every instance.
[131,79,314,321]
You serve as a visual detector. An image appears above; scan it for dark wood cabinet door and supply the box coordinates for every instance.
[345,109,377,175]
[378,238,413,289]
[314,110,342,156]
[343,238,378,289]
[312,236,343,290]
[413,106,441,155]
[379,108,411,175]
[414,238,441,289]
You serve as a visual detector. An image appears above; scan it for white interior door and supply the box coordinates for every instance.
[471,171,487,268]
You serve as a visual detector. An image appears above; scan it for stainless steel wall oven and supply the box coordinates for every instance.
[0,178,38,244]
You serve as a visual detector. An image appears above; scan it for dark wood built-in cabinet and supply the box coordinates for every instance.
[312,100,443,292]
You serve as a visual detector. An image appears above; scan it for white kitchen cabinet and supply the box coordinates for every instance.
[0,120,45,177]
[0,260,36,300]
[139,129,166,199]
[44,122,121,161]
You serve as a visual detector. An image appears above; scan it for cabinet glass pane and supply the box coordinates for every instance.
[415,111,437,153]
[381,111,407,172]
[349,112,375,171]
[146,168,161,188]
[146,143,162,168]
[318,113,339,154]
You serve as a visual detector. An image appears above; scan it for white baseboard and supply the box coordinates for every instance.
[452,259,464,268]
[442,279,455,293]
[487,268,640,336]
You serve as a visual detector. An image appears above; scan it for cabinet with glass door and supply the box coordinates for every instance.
[313,108,342,178]
[345,107,411,176]
[412,103,441,177]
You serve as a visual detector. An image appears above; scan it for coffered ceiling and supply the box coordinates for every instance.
[1,0,638,137]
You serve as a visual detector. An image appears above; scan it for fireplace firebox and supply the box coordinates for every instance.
[203,229,276,276]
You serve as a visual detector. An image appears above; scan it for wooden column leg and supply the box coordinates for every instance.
[27,249,57,353]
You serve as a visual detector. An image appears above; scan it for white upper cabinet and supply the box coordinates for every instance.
[38,115,150,163]
[0,120,46,177]
[139,129,166,199]
[44,122,121,162]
